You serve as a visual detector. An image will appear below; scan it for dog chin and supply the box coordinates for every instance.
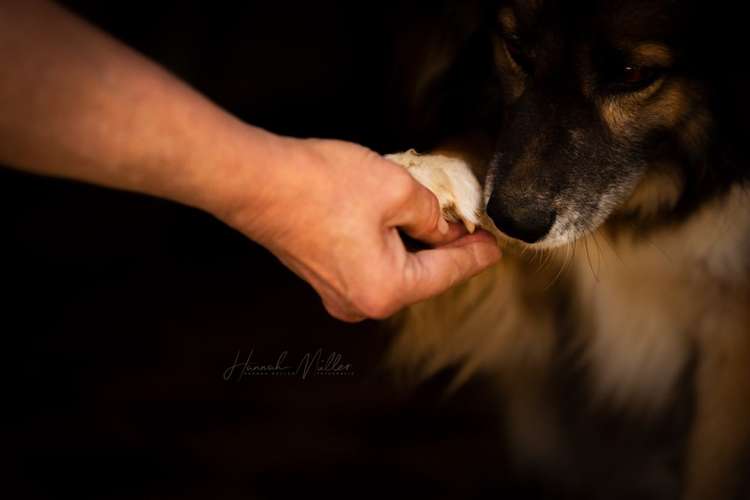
[499,232,578,251]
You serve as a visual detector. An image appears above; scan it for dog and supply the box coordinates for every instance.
[386,1,750,499]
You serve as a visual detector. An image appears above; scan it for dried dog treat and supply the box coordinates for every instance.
[386,149,484,233]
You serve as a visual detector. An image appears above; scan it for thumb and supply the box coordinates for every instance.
[387,180,466,246]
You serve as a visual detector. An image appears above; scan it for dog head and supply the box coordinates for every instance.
[478,0,742,247]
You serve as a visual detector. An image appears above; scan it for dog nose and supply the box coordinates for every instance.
[486,194,556,243]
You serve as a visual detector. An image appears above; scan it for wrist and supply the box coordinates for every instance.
[182,116,304,241]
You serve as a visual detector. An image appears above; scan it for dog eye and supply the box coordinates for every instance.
[608,64,662,92]
[622,65,657,86]
[503,33,531,70]
[505,34,522,57]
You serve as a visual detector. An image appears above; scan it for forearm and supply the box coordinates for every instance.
[0,0,284,216]
[0,1,501,322]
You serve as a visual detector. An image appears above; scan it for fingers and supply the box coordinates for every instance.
[318,231,500,323]
[399,230,501,306]
[386,180,466,246]
[327,230,501,322]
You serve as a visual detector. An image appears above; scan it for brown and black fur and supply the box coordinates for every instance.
[387,1,750,499]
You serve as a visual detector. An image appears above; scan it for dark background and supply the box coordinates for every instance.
[1,2,550,499]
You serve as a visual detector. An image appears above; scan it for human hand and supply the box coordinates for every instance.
[0,1,500,323]
[214,137,501,322]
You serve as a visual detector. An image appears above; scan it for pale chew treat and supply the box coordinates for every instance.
[386,149,484,233]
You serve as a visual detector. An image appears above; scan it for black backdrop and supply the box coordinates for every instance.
[0,2,553,499]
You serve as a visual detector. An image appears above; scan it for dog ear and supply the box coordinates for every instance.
[385,0,500,150]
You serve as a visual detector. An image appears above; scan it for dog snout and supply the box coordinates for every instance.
[486,192,556,244]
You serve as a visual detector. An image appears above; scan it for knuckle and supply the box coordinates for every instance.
[354,290,399,320]
[441,253,466,288]
[322,300,344,318]
[402,260,423,290]
[390,171,417,204]
[361,147,383,164]
[324,302,363,323]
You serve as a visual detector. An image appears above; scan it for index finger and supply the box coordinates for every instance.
[398,230,502,305]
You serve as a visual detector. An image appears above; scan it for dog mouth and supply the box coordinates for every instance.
[482,167,642,250]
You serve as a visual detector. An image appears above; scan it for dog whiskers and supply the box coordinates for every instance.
[591,232,605,276]
[544,241,573,290]
[583,237,600,282]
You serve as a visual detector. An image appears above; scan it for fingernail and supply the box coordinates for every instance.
[438,217,449,235]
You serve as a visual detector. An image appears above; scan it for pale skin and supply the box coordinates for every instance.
[0,0,501,322]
